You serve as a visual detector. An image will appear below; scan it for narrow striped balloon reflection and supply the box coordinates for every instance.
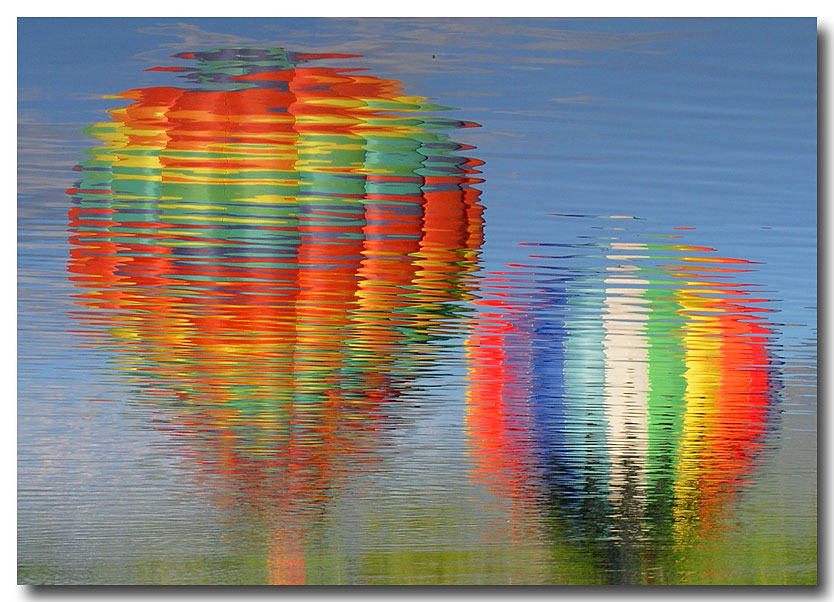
[466,220,776,582]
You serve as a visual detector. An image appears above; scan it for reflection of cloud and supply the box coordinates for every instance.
[517,57,587,65]
[250,18,696,78]
[518,29,699,52]
[338,17,700,53]
[549,95,598,104]
[137,22,256,51]
[489,131,528,138]
[17,109,44,124]
[441,90,500,98]
[18,123,88,198]
[18,87,42,102]
[18,122,87,146]
[630,48,674,55]
[493,109,569,116]
[129,22,259,65]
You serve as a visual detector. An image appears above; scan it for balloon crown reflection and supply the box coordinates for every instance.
[152,48,364,90]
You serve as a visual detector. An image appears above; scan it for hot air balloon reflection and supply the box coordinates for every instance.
[465,229,776,583]
[67,48,484,584]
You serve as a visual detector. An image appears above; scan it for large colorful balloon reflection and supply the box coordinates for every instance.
[466,229,776,583]
[67,48,484,584]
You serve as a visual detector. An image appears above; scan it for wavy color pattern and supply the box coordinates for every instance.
[67,48,484,584]
[466,227,776,582]
[67,48,779,585]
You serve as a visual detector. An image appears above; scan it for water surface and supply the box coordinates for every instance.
[18,17,816,585]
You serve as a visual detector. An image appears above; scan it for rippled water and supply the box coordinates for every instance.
[18,18,816,585]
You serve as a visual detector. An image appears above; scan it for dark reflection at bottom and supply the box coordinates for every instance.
[467,220,777,583]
